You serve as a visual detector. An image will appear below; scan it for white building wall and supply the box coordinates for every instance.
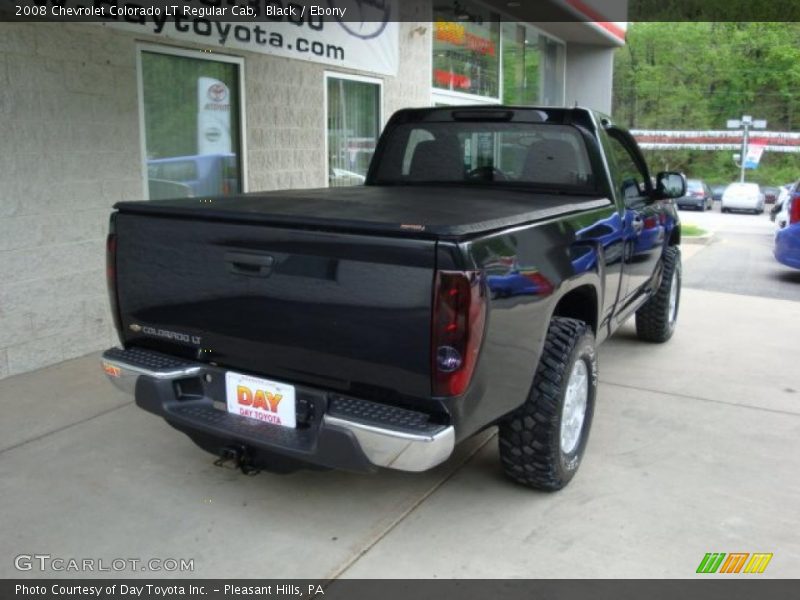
[0,24,142,380]
[564,43,616,114]
[0,9,431,380]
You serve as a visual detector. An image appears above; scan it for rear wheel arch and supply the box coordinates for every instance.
[551,284,599,336]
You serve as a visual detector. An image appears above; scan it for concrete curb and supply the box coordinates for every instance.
[682,232,715,245]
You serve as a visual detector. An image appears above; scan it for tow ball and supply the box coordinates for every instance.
[214,444,260,476]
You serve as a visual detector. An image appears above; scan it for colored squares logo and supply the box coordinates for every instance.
[697,553,773,574]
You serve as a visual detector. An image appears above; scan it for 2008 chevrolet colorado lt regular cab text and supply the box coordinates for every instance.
[101,107,686,490]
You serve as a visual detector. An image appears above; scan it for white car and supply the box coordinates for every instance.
[777,184,793,207]
[774,183,797,229]
[721,182,765,214]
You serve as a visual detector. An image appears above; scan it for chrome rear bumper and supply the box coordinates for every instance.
[101,347,454,473]
[102,347,202,395]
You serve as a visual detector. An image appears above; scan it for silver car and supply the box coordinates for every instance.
[721,182,765,214]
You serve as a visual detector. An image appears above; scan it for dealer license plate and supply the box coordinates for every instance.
[225,371,296,429]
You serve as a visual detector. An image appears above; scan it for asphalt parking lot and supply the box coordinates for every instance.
[1,207,798,579]
[680,203,800,301]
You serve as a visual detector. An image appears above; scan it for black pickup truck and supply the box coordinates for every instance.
[102,107,685,490]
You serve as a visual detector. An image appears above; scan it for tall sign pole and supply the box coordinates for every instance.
[727,115,767,183]
[740,116,750,183]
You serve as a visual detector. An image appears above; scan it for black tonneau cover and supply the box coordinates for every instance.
[115,186,611,238]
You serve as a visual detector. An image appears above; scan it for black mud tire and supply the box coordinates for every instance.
[635,246,681,343]
[498,318,598,491]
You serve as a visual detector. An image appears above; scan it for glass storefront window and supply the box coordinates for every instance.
[140,49,243,200]
[501,23,564,106]
[433,2,500,98]
[326,75,381,187]
[433,12,564,107]
[501,22,540,105]
[540,35,565,106]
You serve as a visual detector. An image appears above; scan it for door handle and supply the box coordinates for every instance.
[225,252,275,277]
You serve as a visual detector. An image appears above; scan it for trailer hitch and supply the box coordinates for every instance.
[214,444,260,476]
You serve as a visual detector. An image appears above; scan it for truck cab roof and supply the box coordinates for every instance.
[384,105,601,130]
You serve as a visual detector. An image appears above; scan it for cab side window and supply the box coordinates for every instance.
[605,134,648,204]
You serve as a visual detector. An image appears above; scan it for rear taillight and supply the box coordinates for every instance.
[106,232,122,335]
[432,271,486,397]
[790,194,800,224]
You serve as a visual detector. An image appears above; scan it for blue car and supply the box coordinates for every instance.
[774,194,800,270]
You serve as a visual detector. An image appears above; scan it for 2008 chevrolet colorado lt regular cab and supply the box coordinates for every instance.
[101,106,686,490]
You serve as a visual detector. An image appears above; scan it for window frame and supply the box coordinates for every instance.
[323,71,384,188]
[600,126,656,207]
[136,43,248,200]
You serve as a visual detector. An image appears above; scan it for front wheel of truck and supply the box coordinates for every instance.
[498,318,598,491]
[635,246,681,343]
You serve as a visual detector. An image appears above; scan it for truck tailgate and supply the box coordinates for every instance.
[113,212,436,399]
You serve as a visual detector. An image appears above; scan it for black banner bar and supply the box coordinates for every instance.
[5,0,800,23]
[3,580,800,600]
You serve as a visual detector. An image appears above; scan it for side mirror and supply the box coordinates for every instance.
[655,171,687,199]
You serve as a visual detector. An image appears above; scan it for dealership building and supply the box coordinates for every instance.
[0,0,626,380]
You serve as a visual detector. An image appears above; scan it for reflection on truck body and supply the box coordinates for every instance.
[147,153,239,199]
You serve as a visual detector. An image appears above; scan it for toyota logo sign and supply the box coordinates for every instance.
[207,83,228,103]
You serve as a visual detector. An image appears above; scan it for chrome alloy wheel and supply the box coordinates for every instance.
[560,359,589,454]
[668,270,679,326]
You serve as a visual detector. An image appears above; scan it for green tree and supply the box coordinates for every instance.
[613,22,800,184]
